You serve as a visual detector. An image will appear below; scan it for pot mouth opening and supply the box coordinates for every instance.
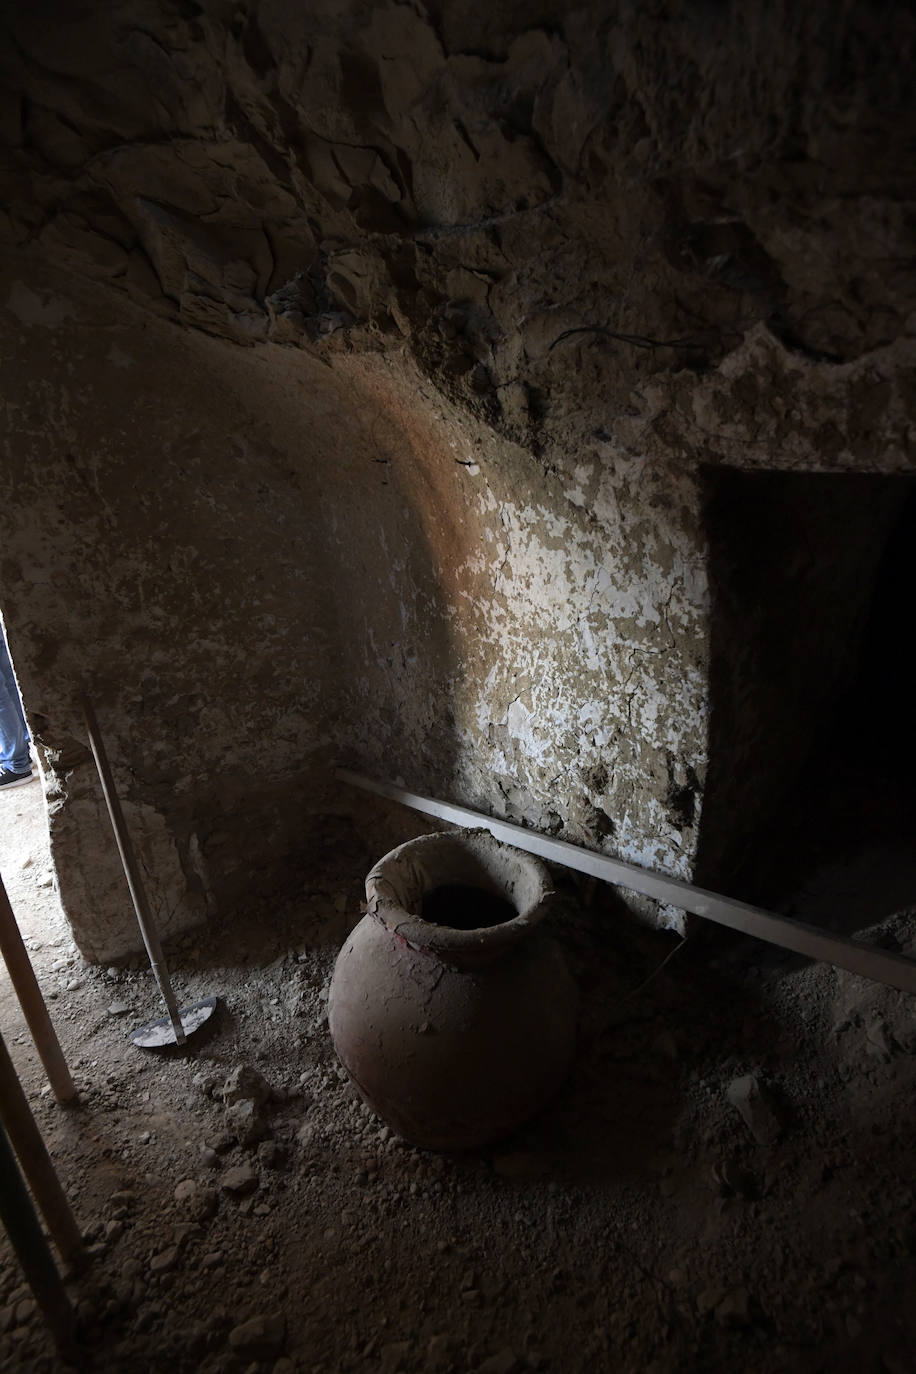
[419,882,518,931]
[365,829,553,953]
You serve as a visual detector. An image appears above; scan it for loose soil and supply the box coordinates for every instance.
[1,774,915,1374]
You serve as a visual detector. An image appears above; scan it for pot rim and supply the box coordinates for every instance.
[364,828,554,957]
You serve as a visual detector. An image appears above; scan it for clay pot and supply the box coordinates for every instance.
[328,829,577,1150]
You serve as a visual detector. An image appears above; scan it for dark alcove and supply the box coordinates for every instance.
[697,469,916,931]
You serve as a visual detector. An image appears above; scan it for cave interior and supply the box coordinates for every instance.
[0,3,915,1372]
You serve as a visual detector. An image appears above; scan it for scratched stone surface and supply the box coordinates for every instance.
[0,2,914,957]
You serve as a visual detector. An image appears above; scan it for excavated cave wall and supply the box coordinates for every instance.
[1,2,915,958]
[0,257,709,957]
[0,264,346,959]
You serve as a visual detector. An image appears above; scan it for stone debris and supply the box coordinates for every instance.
[220,1163,259,1197]
[217,1064,272,1107]
[257,1139,286,1168]
[477,1349,520,1374]
[712,1158,756,1199]
[228,1312,286,1361]
[696,1284,726,1317]
[188,1188,219,1223]
[380,1338,411,1373]
[427,1334,453,1368]
[725,1075,782,1145]
[192,1069,223,1098]
[866,1019,895,1062]
[714,1287,752,1328]
[148,1246,178,1275]
[226,1097,268,1146]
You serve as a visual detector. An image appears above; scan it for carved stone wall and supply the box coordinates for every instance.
[1,2,913,958]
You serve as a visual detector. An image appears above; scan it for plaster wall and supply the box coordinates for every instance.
[0,255,710,958]
[321,358,711,880]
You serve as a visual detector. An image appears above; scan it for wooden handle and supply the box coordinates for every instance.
[81,696,186,1045]
[0,1031,83,1263]
[0,1111,76,1355]
[0,874,77,1103]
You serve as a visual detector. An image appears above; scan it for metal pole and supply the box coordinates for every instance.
[0,1030,84,1264]
[0,1112,76,1356]
[336,768,916,996]
[81,697,186,1045]
[0,872,77,1103]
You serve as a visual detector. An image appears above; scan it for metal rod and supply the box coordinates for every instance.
[81,697,186,1046]
[0,872,77,1103]
[336,768,916,996]
[0,1111,76,1355]
[0,1030,84,1264]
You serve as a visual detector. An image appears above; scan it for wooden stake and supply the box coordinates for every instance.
[0,1112,76,1356]
[0,873,77,1104]
[0,1031,84,1264]
[81,697,186,1046]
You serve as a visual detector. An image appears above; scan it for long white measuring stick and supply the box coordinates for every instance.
[336,768,916,996]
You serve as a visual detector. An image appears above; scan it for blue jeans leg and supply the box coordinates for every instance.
[0,632,31,774]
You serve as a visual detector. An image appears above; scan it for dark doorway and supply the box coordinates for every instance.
[697,469,916,932]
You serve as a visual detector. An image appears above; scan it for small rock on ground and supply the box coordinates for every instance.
[220,1163,259,1196]
[726,1075,782,1146]
[228,1312,286,1360]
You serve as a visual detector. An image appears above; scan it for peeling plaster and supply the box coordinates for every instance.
[0,2,914,955]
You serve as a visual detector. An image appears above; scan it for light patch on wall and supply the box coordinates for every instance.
[505,696,549,764]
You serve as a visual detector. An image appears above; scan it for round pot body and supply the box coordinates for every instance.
[328,829,578,1150]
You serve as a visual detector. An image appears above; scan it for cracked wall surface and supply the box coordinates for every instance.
[1,2,914,957]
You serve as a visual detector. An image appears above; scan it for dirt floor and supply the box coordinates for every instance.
[1,772,915,1374]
